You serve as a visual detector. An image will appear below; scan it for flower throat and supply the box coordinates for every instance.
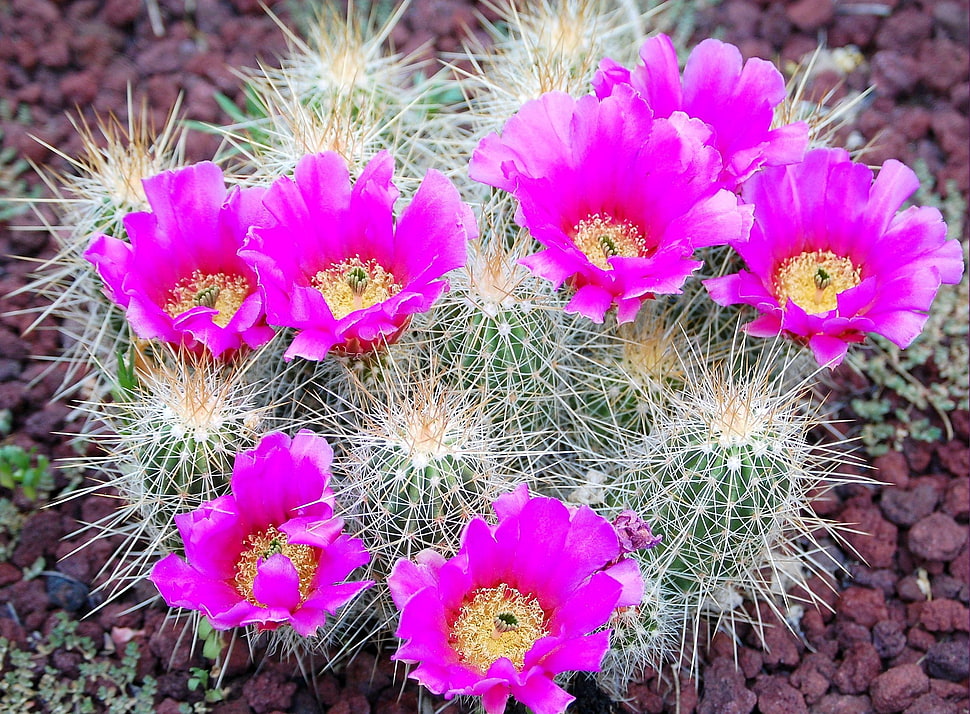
[449,584,548,672]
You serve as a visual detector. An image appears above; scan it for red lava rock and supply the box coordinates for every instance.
[0,561,22,588]
[840,621,875,652]
[834,642,882,695]
[906,623,937,651]
[326,694,371,714]
[147,617,204,671]
[314,673,341,707]
[5,578,48,630]
[918,599,970,633]
[723,0,762,42]
[59,70,101,106]
[23,402,69,442]
[875,7,934,50]
[37,34,71,69]
[103,0,141,27]
[909,513,968,562]
[943,478,969,520]
[931,573,968,602]
[933,0,970,42]
[241,669,298,714]
[210,699,253,714]
[829,11,879,48]
[851,567,897,597]
[739,645,763,679]
[918,38,970,95]
[346,651,392,696]
[791,652,835,705]
[872,620,907,659]
[626,682,665,714]
[925,638,970,682]
[896,573,928,602]
[220,635,257,679]
[10,508,63,568]
[841,501,898,569]
[870,663,930,713]
[870,50,921,97]
[0,329,31,362]
[874,451,911,489]
[155,698,184,714]
[753,673,809,714]
[670,672,699,714]
[904,692,962,714]
[838,587,890,629]
[880,482,940,526]
[697,657,756,714]
[937,440,970,479]
[786,0,834,31]
[0,382,26,412]
[758,4,791,47]
[0,615,27,645]
[929,677,970,702]
[750,603,803,667]
[812,693,874,713]
[904,441,934,473]
[801,607,835,654]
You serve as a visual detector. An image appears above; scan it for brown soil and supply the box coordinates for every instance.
[1,1,967,712]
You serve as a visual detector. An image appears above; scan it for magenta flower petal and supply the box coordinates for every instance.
[501,662,576,714]
[242,151,476,360]
[176,495,248,581]
[603,556,646,608]
[532,629,612,674]
[151,553,244,619]
[389,486,643,714]
[547,572,622,636]
[594,34,808,188]
[149,430,372,634]
[253,554,303,611]
[703,148,965,367]
[232,430,335,530]
[84,162,274,358]
[470,87,750,324]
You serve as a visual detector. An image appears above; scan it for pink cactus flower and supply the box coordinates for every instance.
[704,148,966,367]
[388,484,644,714]
[593,33,808,189]
[85,162,275,358]
[469,87,752,323]
[150,430,372,635]
[241,151,477,360]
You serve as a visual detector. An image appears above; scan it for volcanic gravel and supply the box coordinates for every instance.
[0,1,967,712]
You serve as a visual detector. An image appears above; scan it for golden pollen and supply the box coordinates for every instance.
[572,214,647,270]
[233,525,318,606]
[165,270,251,327]
[774,250,861,315]
[311,256,402,320]
[449,584,548,673]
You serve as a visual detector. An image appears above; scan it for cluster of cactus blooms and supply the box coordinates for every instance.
[24,3,965,713]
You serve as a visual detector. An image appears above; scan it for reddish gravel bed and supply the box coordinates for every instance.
[1,1,967,712]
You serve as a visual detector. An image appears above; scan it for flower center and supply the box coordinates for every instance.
[774,250,861,315]
[572,214,647,270]
[449,583,549,673]
[233,525,318,606]
[165,270,252,327]
[311,256,402,320]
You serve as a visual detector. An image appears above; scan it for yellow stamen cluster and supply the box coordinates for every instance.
[774,250,861,315]
[449,584,549,672]
[165,270,252,327]
[311,256,402,320]
[234,525,318,606]
[573,214,647,270]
